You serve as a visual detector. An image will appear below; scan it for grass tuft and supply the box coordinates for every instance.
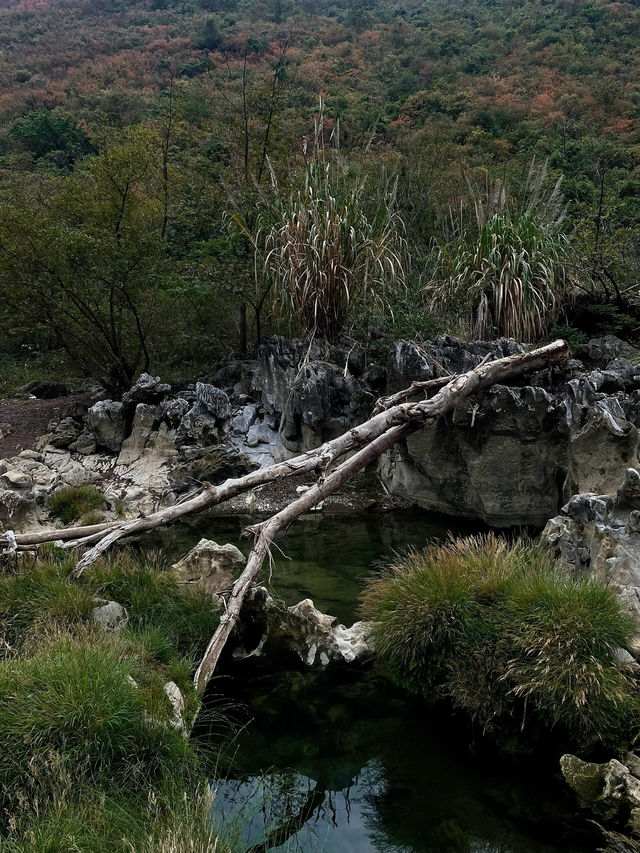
[0,547,228,852]
[49,485,106,525]
[362,534,639,743]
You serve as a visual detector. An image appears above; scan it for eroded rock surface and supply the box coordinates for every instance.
[3,333,640,532]
[561,753,640,826]
[171,538,245,598]
[542,469,640,631]
[381,336,640,526]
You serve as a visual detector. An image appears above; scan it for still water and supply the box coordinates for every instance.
[151,510,597,853]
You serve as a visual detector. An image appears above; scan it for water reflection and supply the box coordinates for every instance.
[209,666,596,853]
[146,508,480,623]
[155,509,596,853]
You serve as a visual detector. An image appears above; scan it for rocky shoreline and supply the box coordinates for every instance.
[4,332,640,844]
[3,332,640,533]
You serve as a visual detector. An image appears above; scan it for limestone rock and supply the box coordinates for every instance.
[579,336,637,367]
[122,373,171,408]
[47,417,82,449]
[163,681,186,734]
[86,400,125,453]
[252,336,372,452]
[159,398,190,427]
[561,754,640,822]
[380,338,640,527]
[542,470,640,629]
[171,539,245,598]
[92,600,128,632]
[231,403,259,435]
[195,383,232,421]
[280,598,374,667]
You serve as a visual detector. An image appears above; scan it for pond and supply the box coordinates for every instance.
[150,510,598,853]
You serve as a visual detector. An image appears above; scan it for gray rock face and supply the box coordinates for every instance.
[86,400,126,453]
[195,383,232,421]
[578,336,637,367]
[252,336,372,452]
[542,470,640,631]
[561,754,640,825]
[121,373,171,408]
[381,338,640,527]
[47,417,83,449]
[92,600,129,632]
[171,539,245,598]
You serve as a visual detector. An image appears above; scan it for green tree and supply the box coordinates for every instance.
[0,128,166,394]
[8,109,95,167]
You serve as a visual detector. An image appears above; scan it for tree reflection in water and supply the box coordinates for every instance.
[209,667,598,853]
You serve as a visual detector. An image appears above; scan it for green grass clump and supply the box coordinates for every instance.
[0,550,96,654]
[0,547,228,852]
[49,485,106,524]
[88,551,221,662]
[362,534,639,743]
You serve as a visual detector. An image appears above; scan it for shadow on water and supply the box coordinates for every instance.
[144,509,598,853]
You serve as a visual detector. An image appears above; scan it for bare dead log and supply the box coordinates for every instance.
[193,339,569,691]
[0,340,569,577]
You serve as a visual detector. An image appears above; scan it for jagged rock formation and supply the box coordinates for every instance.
[1,334,639,531]
[381,336,640,526]
[543,468,640,638]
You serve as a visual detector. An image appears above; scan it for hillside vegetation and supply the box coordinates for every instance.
[0,0,638,391]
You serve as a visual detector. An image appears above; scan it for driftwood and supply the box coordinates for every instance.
[193,339,569,691]
[0,340,569,687]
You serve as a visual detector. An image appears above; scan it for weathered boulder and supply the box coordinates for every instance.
[561,754,640,823]
[278,598,374,667]
[159,398,190,427]
[231,403,259,435]
[195,382,232,421]
[92,599,129,632]
[163,681,186,734]
[381,338,640,527]
[121,373,171,409]
[171,539,245,598]
[86,400,126,453]
[176,386,232,446]
[47,417,83,449]
[578,336,637,367]
[542,469,640,630]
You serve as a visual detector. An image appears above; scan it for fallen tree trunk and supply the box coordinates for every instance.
[0,340,568,583]
[193,339,569,692]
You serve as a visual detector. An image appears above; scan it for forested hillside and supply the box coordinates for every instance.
[0,0,638,392]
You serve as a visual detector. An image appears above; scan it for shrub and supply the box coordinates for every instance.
[362,535,638,742]
[430,162,576,342]
[263,166,407,342]
[49,485,106,525]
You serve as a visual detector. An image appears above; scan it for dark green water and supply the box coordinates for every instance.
[150,510,598,853]
[149,508,480,624]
